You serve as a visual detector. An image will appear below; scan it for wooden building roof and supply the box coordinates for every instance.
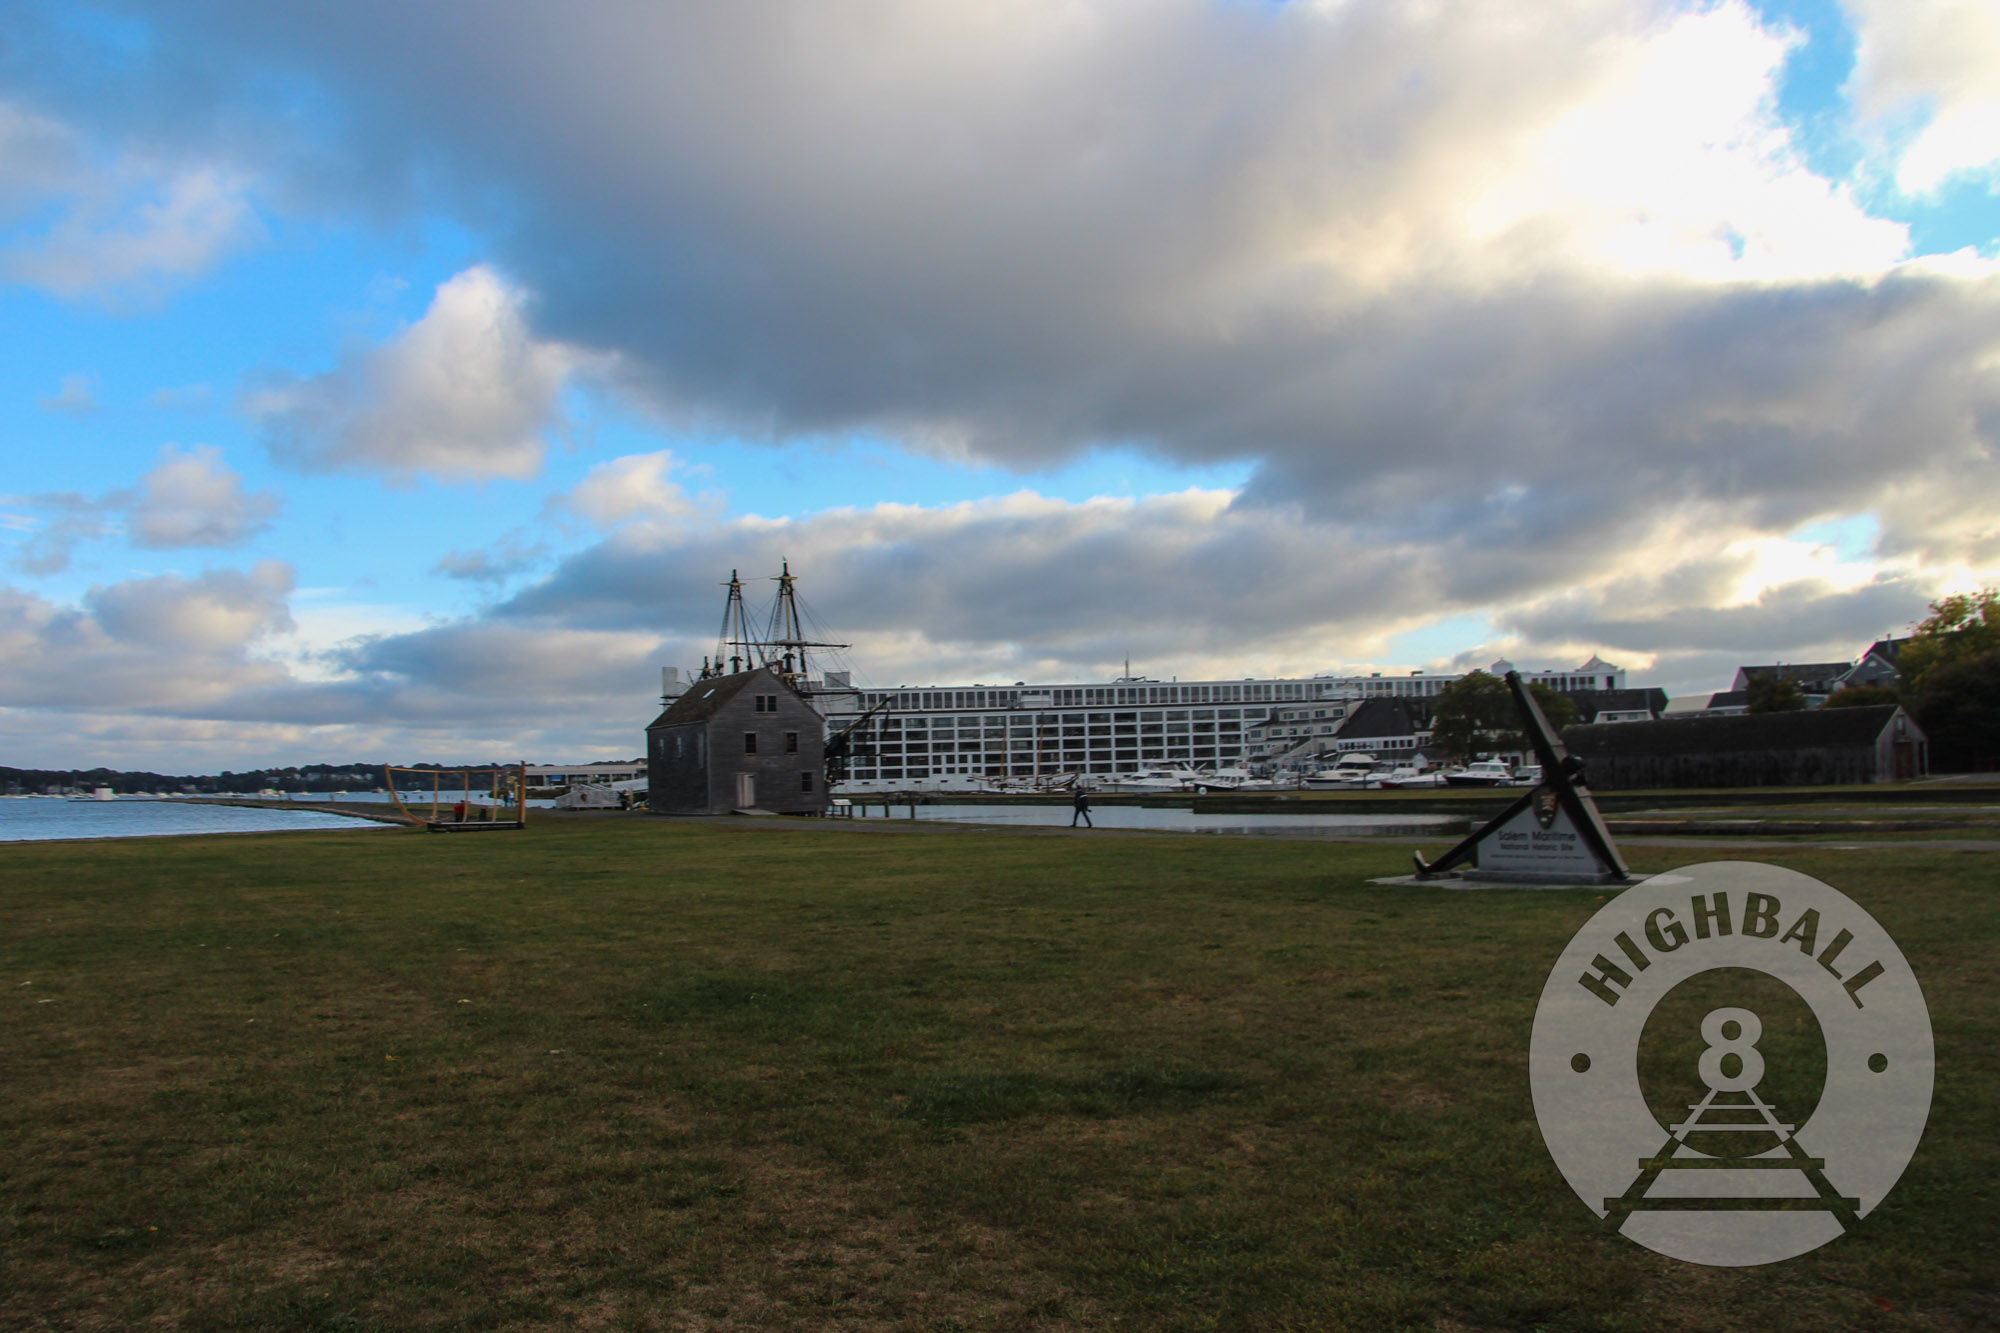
[646,666,794,730]
[1564,705,1915,758]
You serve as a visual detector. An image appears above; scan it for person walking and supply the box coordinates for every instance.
[1071,786,1093,828]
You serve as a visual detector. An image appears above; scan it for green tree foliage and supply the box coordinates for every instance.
[1823,684,1900,709]
[1429,671,1578,762]
[1912,651,2000,773]
[1746,673,1807,713]
[1898,589,2000,692]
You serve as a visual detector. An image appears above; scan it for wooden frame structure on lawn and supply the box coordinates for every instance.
[382,763,528,832]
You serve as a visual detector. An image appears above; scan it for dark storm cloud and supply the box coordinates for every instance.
[89,0,1994,571]
[494,493,1450,674]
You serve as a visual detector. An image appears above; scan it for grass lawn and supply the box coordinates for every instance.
[1,818,1994,1331]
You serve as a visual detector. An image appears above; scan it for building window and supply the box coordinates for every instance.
[744,732,757,754]
[785,731,799,753]
[800,771,815,793]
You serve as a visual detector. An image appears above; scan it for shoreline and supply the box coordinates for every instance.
[178,796,415,826]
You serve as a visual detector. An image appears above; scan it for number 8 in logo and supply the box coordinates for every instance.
[1697,1007,1764,1093]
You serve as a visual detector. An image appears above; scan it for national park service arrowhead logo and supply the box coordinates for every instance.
[1529,862,1933,1266]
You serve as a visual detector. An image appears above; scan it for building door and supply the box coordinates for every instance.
[1893,740,1918,780]
[736,774,756,809]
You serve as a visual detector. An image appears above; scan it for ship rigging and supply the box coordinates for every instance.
[699,559,852,696]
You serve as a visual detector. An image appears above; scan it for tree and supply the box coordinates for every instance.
[1745,673,1807,713]
[1823,684,1900,709]
[1429,671,1577,762]
[1898,589,2000,693]
[1912,651,2000,774]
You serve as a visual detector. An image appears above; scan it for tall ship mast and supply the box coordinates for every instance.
[700,560,852,697]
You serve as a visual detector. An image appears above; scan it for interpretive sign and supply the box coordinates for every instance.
[1414,670,1629,884]
[1479,796,1610,880]
[1529,861,1933,1265]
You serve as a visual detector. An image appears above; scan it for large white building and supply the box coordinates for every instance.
[814,657,1625,783]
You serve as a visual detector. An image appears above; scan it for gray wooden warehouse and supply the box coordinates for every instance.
[645,665,829,815]
[1562,704,1928,789]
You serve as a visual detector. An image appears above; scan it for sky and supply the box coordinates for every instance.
[2,0,1997,771]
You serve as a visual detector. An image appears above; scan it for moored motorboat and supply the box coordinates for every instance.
[1102,767,1191,794]
[1442,760,1513,787]
[1303,754,1377,789]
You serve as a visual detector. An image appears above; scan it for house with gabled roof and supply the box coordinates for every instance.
[1325,697,1429,760]
[645,664,828,815]
[1837,639,1908,692]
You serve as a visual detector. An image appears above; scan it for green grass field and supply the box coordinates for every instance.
[2,818,1994,1330]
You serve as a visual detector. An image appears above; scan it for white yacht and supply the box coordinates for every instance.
[1374,766,1445,789]
[1303,754,1378,789]
[1443,760,1514,787]
[1101,767,1191,794]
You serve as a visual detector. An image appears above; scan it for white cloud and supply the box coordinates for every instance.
[37,373,98,415]
[1846,0,2000,193]
[3,492,109,576]
[88,559,295,651]
[0,95,260,303]
[243,266,584,483]
[0,483,1948,765]
[3,446,280,574]
[558,450,699,529]
[1478,4,1909,280]
[0,563,295,713]
[127,444,282,549]
[496,488,1940,695]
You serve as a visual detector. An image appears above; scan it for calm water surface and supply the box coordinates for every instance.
[885,803,1467,836]
[0,798,385,843]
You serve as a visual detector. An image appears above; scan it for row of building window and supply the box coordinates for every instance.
[744,731,801,754]
[873,708,1248,728]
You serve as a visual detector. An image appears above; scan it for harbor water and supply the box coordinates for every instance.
[887,802,1468,837]
[0,797,385,843]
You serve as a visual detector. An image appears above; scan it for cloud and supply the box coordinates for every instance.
[432,530,548,584]
[3,492,111,576]
[243,266,584,483]
[37,372,97,415]
[0,562,295,712]
[150,382,215,410]
[90,559,295,649]
[555,450,699,529]
[4,446,279,573]
[0,486,1934,765]
[127,444,282,548]
[488,488,1918,697]
[107,1,1999,572]
[0,99,79,214]
[0,96,260,303]
[1846,0,2000,193]
[7,0,1999,767]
